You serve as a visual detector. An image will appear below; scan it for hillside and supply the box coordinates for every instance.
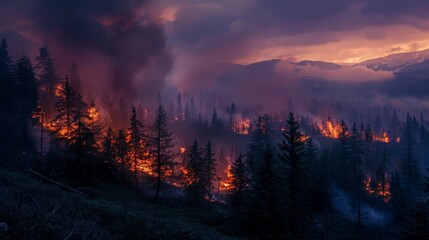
[0,168,240,239]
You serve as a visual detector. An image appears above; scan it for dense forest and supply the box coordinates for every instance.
[2,36,429,240]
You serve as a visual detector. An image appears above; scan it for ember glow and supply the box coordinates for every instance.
[364,176,391,203]
[319,119,343,139]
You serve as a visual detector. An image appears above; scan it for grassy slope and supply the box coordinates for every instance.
[0,169,240,240]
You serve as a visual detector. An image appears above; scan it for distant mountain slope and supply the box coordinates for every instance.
[294,60,342,70]
[355,48,429,72]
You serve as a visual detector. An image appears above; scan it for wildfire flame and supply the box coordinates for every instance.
[235,118,250,135]
[319,120,343,139]
[220,163,234,191]
[373,132,389,143]
[364,176,391,202]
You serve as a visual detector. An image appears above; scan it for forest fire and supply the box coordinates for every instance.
[373,132,390,143]
[319,120,343,139]
[364,176,391,202]
[235,118,251,135]
[220,163,234,191]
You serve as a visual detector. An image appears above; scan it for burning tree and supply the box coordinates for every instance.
[148,104,177,203]
[52,77,78,151]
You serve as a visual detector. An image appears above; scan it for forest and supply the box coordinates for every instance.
[2,35,429,240]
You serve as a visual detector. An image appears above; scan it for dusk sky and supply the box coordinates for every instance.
[2,0,429,90]
[152,0,429,64]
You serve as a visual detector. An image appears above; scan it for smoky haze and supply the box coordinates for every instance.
[0,0,173,104]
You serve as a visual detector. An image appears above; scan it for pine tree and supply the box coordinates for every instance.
[14,55,39,151]
[231,153,247,209]
[53,77,78,151]
[279,112,308,239]
[400,202,429,240]
[149,104,177,202]
[115,129,129,181]
[127,106,145,190]
[101,127,115,179]
[248,114,271,176]
[35,46,59,121]
[0,38,18,151]
[245,147,284,239]
[402,113,419,185]
[203,140,217,202]
[70,94,96,183]
[186,140,205,206]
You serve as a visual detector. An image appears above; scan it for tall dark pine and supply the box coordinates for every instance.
[14,56,39,151]
[402,113,419,184]
[186,140,205,206]
[115,129,129,181]
[0,39,17,151]
[246,147,284,239]
[127,107,145,190]
[101,127,115,178]
[35,46,59,121]
[400,202,429,240]
[70,94,96,182]
[231,153,247,208]
[149,105,177,203]
[279,112,307,239]
[203,140,217,202]
[248,114,271,175]
[53,77,78,151]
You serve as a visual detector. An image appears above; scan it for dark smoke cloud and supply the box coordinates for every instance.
[0,0,173,103]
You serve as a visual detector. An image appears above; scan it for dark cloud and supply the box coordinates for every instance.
[0,0,173,103]
[361,0,429,17]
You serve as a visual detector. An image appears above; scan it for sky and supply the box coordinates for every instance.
[2,0,429,95]
[149,0,429,65]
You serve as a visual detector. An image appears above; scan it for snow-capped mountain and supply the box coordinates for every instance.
[355,48,429,72]
[293,60,342,70]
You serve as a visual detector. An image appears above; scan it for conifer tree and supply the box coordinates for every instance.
[279,112,308,239]
[53,77,78,151]
[115,129,129,181]
[35,46,59,121]
[231,153,247,209]
[0,38,18,150]
[101,127,115,178]
[186,140,205,206]
[203,140,217,202]
[149,104,177,202]
[14,55,39,151]
[248,114,271,176]
[127,106,145,190]
[246,146,284,239]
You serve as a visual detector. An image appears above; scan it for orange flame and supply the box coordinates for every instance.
[364,176,391,202]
